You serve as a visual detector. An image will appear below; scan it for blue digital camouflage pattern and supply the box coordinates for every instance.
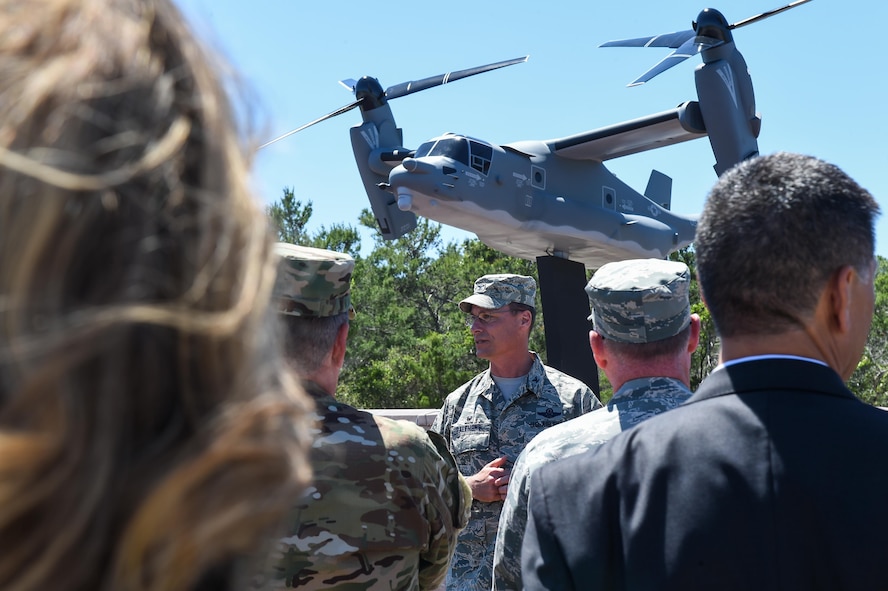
[430,353,600,591]
[268,382,471,590]
[491,376,692,591]
[458,274,536,313]
[585,258,691,343]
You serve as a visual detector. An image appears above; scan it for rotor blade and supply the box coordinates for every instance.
[730,0,813,29]
[384,55,529,100]
[339,78,358,92]
[600,29,695,50]
[626,35,723,86]
[257,99,363,150]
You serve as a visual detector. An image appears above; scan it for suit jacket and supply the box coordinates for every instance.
[522,358,888,590]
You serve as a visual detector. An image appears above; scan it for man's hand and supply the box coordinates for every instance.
[467,456,511,503]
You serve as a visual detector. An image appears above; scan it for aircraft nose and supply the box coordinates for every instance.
[402,158,436,174]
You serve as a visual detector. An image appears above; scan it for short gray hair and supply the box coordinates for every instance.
[280,312,349,374]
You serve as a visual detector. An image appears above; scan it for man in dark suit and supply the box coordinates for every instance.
[521,152,885,590]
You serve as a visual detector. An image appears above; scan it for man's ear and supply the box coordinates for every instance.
[589,330,608,369]
[521,309,532,327]
[687,313,702,354]
[829,265,856,335]
[331,321,350,369]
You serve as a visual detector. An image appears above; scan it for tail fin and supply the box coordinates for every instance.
[644,170,673,210]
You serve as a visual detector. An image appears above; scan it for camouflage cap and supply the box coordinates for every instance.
[585,258,690,344]
[273,243,355,318]
[458,274,536,313]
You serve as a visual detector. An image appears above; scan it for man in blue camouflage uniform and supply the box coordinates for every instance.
[492,258,700,591]
[429,274,600,590]
[268,243,471,591]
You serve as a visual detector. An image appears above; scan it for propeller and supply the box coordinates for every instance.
[258,55,529,150]
[600,0,812,86]
[257,100,362,150]
[731,0,813,29]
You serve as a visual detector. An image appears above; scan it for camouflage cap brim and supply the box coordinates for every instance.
[458,293,505,313]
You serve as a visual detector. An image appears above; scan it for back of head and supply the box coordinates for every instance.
[585,258,692,359]
[695,152,880,338]
[0,1,311,590]
[273,243,355,375]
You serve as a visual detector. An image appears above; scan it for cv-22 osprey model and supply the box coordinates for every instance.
[262,0,811,269]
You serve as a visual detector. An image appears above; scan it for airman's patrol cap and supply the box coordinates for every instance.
[585,259,690,343]
[458,274,536,313]
[273,243,355,319]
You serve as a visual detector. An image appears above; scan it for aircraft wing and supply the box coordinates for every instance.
[545,101,707,162]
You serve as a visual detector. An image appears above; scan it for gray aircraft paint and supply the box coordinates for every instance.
[261,2,811,269]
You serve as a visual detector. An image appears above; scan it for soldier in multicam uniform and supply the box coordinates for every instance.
[267,243,471,591]
[492,258,700,591]
[429,274,601,590]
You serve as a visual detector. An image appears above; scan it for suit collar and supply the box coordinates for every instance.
[692,358,856,404]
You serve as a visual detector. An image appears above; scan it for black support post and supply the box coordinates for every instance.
[535,255,600,396]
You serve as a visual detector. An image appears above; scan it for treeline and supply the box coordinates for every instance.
[268,188,888,409]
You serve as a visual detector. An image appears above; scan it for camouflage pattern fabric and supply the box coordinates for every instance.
[268,382,471,590]
[491,376,692,591]
[429,353,600,591]
[458,274,536,313]
[273,243,355,318]
[585,258,691,344]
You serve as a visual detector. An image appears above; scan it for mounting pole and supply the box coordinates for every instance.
[535,255,600,396]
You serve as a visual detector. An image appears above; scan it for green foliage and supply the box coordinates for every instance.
[267,188,362,256]
[268,193,551,408]
[669,247,719,389]
[848,256,888,406]
[337,330,481,409]
[267,192,888,410]
[313,224,362,257]
[689,301,719,390]
[267,187,313,245]
[340,209,543,408]
[596,375,614,405]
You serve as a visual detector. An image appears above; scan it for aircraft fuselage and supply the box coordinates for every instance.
[387,133,697,268]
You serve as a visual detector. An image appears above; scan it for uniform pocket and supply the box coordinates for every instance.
[451,422,490,455]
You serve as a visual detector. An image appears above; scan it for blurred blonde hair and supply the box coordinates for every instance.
[0,0,312,590]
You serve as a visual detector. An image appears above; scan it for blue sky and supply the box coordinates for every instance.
[174,0,888,260]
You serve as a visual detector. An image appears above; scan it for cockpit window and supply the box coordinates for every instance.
[414,140,436,159]
[416,136,493,176]
[429,138,469,166]
[470,141,493,175]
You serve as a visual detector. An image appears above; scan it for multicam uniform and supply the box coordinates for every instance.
[271,381,471,590]
[492,376,692,591]
[430,353,599,590]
